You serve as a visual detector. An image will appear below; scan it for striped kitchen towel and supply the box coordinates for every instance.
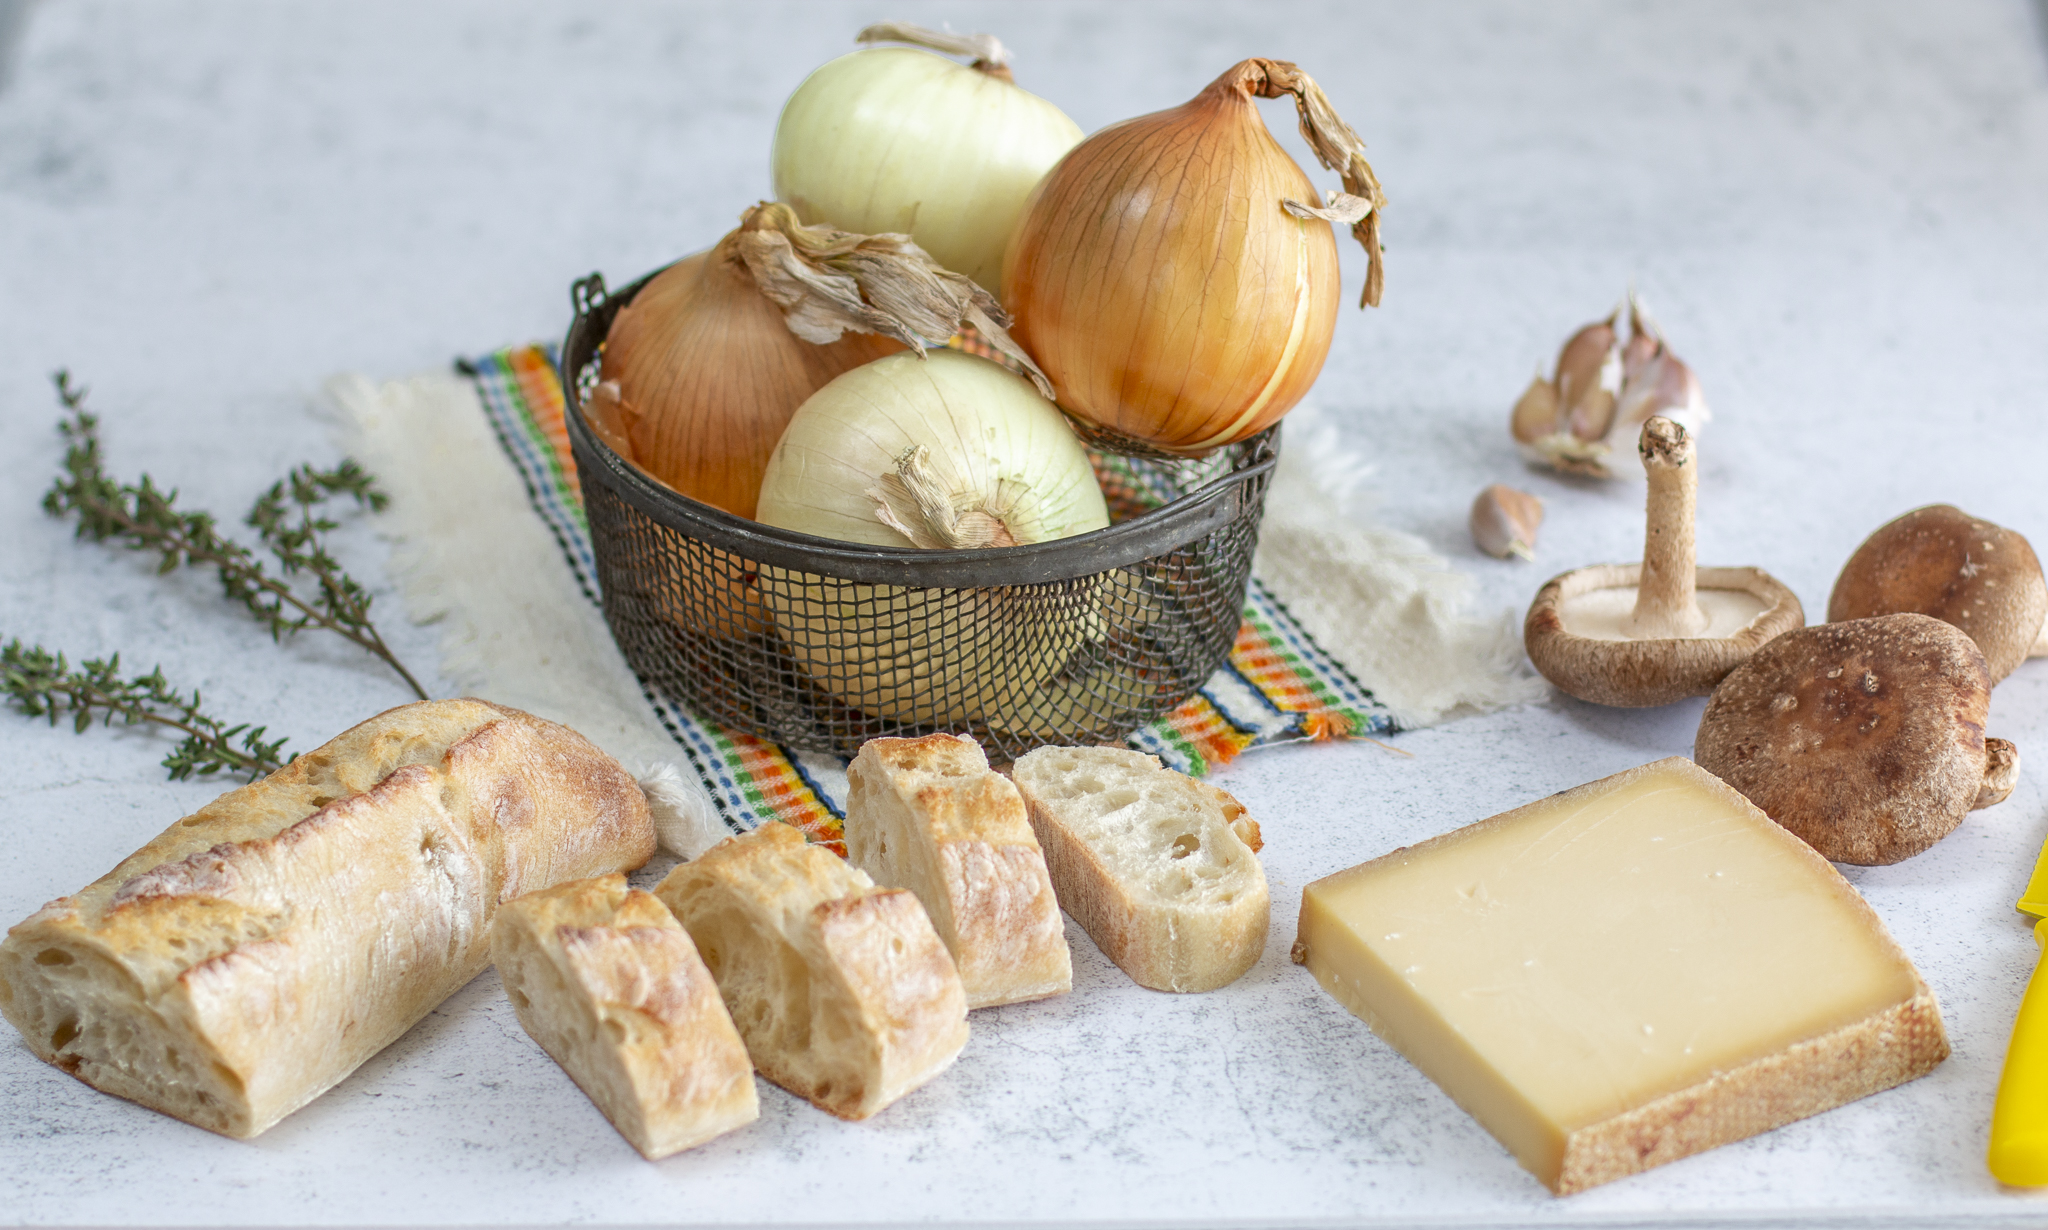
[459,344,1396,847]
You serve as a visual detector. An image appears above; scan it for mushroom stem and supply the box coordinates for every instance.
[1977,738,2020,810]
[1629,416,1708,638]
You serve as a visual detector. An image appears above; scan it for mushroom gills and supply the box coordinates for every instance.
[1559,586,1767,642]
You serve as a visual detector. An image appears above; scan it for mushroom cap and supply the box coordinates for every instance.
[1524,564,1804,707]
[1694,613,1999,866]
[1828,504,2048,684]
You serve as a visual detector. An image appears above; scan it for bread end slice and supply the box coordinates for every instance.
[492,875,757,1159]
[1011,747,1268,993]
[655,822,968,1120]
[846,735,1071,1009]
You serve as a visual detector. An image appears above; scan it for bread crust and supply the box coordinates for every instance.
[845,735,1071,1009]
[0,699,654,1138]
[1011,746,1267,993]
[654,822,968,1120]
[491,875,757,1159]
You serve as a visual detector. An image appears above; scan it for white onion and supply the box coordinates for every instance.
[771,46,1082,300]
[755,349,1110,725]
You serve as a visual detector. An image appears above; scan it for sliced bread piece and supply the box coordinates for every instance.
[654,822,968,1120]
[1011,746,1267,993]
[492,874,757,1159]
[845,734,1071,1009]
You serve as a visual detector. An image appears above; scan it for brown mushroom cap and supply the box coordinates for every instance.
[1695,612,2011,865]
[1829,504,2048,684]
[1525,565,1804,707]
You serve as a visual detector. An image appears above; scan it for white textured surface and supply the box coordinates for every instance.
[2,2,2047,1227]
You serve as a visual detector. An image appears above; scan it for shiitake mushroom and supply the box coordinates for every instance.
[1695,613,2017,865]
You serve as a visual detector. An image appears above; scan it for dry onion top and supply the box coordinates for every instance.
[1227,57,1388,310]
[595,201,1048,518]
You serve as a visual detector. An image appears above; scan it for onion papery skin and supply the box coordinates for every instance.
[1002,74,1343,454]
[772,47,1083,301]
[754,349,1110,726]
[598,238,899,520]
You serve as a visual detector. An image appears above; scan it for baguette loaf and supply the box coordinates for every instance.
[845,734,1070,1008]
[654,822,967,1120]
[0,699,655,1138]
[1010,746,1267,993]
[492,875,757,1159]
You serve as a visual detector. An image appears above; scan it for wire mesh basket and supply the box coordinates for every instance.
[561,268,1279,761]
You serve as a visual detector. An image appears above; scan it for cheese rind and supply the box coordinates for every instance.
[1296,757,1947,1194]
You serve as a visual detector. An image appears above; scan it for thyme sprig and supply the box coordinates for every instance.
[1,641,291,781]
[41,371,427,700]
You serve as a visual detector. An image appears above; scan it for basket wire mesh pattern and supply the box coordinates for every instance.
[562,270,1278,761]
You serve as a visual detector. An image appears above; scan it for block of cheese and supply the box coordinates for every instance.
[1294,757,1948,1195]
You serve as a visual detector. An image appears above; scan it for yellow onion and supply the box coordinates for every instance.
[754,349,1109,726]
[772,23,1083,299]
[582,380,772,639]
[1003,58,1386,455]
[599,231,895,520]
[598,201,1048,520]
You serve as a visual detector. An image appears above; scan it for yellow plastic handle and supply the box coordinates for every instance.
[1991,918,2048,1186]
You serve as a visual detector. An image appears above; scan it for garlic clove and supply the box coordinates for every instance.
[1611,292,1710,457]
[1511,373,1560,444]
[1622,291,1664,385]
[1615,347,1706,430]
[1621,329,1660,388]
[1553,314,1622,443]
[1567,388,1617,445]
[1471,483,1544,560]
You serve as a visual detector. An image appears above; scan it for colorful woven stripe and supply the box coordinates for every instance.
[460,344,1397,836]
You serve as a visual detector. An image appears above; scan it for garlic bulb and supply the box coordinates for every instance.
[1003,58,1385,455]
[599,202,1046,519]
[772,24,1083,300]
[755,349,1110,725]
[1510,293,1710,479]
